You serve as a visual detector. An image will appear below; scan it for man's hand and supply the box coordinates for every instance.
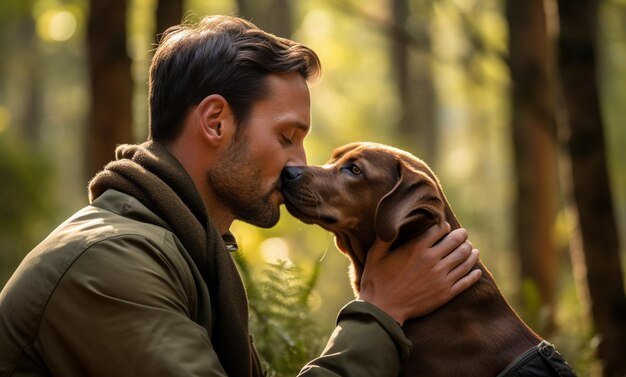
[357,222,481,326]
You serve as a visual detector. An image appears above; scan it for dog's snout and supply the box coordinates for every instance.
[282,166,304,182]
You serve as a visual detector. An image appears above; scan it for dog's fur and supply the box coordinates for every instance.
[281,142,545,376]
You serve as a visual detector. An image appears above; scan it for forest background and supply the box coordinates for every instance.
[1,0,625,376]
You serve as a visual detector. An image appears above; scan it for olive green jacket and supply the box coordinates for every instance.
[0,189,411,376]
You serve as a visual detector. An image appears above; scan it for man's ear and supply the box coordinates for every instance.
[374,161,444,249]
[196,94,233,145]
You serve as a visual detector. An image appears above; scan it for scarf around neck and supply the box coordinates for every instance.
[88,141,263,376]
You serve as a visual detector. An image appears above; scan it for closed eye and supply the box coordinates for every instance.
[281,134,294,146]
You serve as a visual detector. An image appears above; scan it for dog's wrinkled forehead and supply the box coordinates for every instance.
[329,142,398,165]
[330,142,389,160]
[329,142,410,176]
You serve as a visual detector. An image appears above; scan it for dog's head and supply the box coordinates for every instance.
[281,142,457,289]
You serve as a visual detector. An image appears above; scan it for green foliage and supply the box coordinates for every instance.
[235,253,326,377]
[519,278,544,331]
[550,285,597,377]
[0,0,37,23]
[0,132,57,285]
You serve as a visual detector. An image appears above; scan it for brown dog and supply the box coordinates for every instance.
[280,142,575,376]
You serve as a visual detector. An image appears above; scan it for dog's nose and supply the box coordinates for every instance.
[282,166,303,181]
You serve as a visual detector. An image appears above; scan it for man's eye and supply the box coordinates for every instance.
[281,135,293,145]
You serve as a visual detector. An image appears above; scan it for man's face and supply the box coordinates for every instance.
[207,72,311,228]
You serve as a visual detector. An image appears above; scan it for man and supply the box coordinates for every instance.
[0,15,481,376]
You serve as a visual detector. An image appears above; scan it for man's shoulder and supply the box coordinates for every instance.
[85,188,174,239]
[29,190,172,260]
[5,190,187,295]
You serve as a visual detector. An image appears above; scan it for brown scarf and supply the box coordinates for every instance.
[88,141,263,376]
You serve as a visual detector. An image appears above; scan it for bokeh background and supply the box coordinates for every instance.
[1,0,625,376]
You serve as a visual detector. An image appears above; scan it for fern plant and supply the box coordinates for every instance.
[235,253,326,377]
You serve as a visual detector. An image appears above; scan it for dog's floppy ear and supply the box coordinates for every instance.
[375,160,444,249]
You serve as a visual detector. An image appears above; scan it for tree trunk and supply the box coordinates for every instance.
[390,0,410,140]
[86,0,133,182]
[506,0,559,335]
[390,0,437,163]
[557,1,626,376]
[19,16,43,143]
[155,0,184,40]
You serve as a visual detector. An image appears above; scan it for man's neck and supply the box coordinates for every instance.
[165,140,234,235]
[203,198,235,235]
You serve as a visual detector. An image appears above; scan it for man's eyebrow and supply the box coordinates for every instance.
[290,121,310,133]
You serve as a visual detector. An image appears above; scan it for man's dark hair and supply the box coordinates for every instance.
[148,15,321,142]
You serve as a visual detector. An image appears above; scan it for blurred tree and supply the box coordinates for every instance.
[156,0,184,41]
[318,0,437,160]
[557,0,626,376]
[17,15,43,143]
[86,0,133,182]
[0,1,64,286]
[0,133,56,286]
[0,2,43,144]
[506,0,559,335]
[390,0,437,163]
[235,0,292,37]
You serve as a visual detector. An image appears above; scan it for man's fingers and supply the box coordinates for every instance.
[431,227,468,259]
[450,268,482,297]
[440,239,473,270]
[448,248,481,287]
[419,221,451,247]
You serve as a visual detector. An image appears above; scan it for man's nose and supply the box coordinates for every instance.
[281,166,303,182]
[291,146,307,167]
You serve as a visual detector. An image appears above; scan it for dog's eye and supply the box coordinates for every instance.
[349,164,362,175]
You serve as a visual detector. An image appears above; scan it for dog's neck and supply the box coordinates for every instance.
[337,230,372,261]
[335,230,375,290]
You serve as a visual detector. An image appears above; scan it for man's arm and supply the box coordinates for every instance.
[298,301,411,377]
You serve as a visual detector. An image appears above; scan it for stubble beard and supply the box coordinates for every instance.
[206,136,281,228]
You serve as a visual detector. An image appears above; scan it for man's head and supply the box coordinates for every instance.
[151,16,321,230]
[206,71,313,228]
[148,15,321,142]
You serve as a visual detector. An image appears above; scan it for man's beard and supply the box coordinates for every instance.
[206,136,281,228]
